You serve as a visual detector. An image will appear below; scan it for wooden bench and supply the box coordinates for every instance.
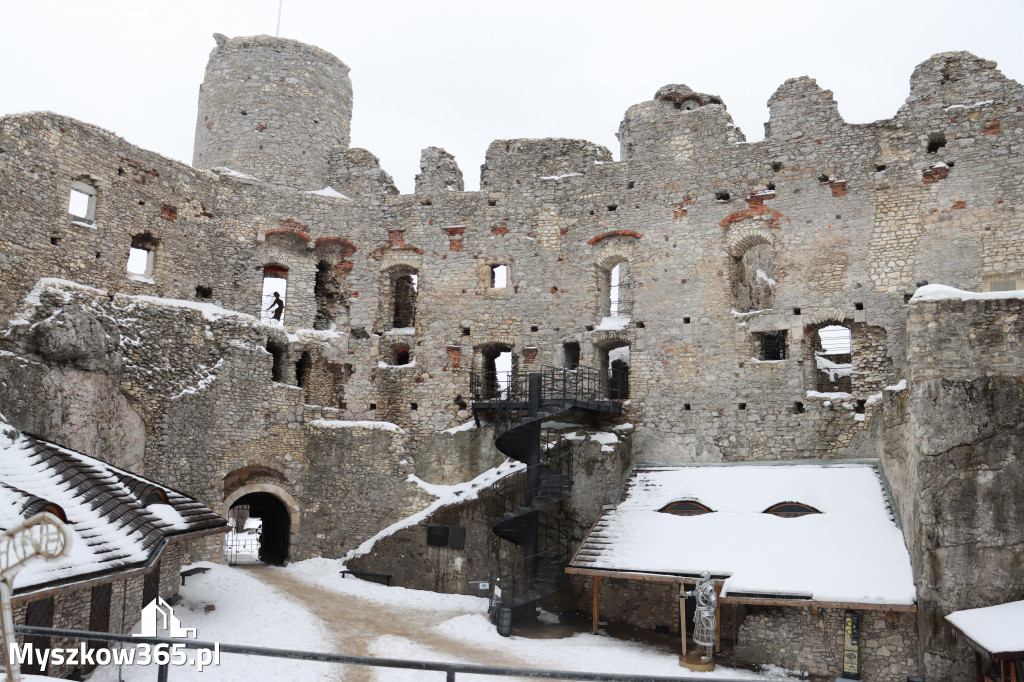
[339,569,392,586]
[180,566,211,585]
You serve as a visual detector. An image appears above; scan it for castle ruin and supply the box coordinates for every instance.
[1,33,1023,680]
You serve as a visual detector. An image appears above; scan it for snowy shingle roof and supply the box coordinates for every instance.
[0,418,226,593]
[568,462,916,606]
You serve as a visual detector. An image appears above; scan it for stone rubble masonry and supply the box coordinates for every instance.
[2,37,1024,681]
[736,607,918,682]
[884,296,1024,681]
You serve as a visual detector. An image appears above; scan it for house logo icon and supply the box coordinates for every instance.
[133,597,197,639]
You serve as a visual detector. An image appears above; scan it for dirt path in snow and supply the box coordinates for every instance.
[243,565,544,682]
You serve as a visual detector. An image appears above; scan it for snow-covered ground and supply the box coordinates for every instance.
[78,559,803,682]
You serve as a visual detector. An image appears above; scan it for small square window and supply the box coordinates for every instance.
[127,247,153,277]
[755,330,788,361]
[68,180,97,224]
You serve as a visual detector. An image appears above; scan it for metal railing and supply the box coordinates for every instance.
[471,365,628,407]
[492,431,574,520]
[12,625,755,682]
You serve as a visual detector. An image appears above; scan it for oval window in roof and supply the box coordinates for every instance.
[764,502,821,518]
[659,500,713,516]
[39,503,68,523]
[145,488,169,506]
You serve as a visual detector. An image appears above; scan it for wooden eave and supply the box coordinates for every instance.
[565,565,917,612]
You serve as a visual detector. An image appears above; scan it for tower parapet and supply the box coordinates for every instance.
[192,34,352,190]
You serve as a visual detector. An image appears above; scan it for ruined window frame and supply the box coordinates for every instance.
[127,232,159,281]
[68,179,98,225]
[753,330,788,361]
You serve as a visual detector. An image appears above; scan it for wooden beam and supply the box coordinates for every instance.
[678,584,687,657]
[714,581,723,652]
[718,596,917,612]
[592,576,600,634]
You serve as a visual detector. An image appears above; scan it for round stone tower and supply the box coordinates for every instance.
[193,34,352,190]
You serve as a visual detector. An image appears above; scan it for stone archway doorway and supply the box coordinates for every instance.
[230,492,291,565]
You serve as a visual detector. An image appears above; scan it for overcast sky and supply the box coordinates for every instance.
[4,1,1023,193]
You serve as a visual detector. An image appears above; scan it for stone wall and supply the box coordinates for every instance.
[736,607,919,682]
[0,282,438,564]
[891,295,1024,680]
[348,487,518,595]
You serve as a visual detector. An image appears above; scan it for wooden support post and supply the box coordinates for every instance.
[976,651,984,682]
[714,581,723,652]
[679,583,687,657]
[592,576,600,634]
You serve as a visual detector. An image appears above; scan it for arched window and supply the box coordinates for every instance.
[388,267,418,329]
[811,323,852,392]
[659,500,713,516]
[475,344,515,400]
[144,489,169,506]
[598,259,632,319]
[764,502,821,518]
[731,241,775,312]
[314,260,351,329]
[262,264,288,325]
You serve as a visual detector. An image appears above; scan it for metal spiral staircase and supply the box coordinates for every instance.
[470,365,622,635]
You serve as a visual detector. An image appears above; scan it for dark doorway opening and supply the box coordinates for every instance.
[23,596,54,675]
[231,492,290,565]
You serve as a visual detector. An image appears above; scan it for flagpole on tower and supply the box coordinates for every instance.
[276,0,283,39]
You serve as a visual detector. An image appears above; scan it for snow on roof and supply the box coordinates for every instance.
[911,283,1024,302]
[569,462,916,605]
[946,599,1024,655]
[0,417,226,593]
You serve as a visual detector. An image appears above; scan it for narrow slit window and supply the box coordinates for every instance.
[490,264,508,289]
